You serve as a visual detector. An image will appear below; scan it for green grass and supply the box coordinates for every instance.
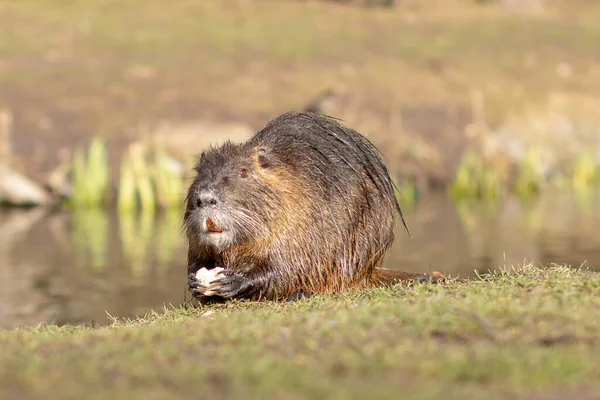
[2,265,600,399]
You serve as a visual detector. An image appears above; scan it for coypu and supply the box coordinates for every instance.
[185,112,442,301]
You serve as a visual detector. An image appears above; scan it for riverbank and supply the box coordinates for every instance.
[2,264,599,399]
[2,0,600,192]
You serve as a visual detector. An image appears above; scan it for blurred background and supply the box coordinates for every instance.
[1,0,599,329]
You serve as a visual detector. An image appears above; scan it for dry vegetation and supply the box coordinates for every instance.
[1,0,599,187]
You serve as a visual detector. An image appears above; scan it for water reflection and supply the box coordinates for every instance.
[72,208,109,270]
[387,190,599,277]
[0,189,598,329]
[0,207,189,330]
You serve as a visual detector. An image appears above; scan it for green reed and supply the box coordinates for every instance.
[153,147,185,210]
[118,141,184,213]
[569,151,599,213]
[451,146,599,200]
[450,150,504,200]
[70,137,109,207]
[65,136,187,276]
[514,147,544,197]
[572,150,598,190]
[68,135,185,212]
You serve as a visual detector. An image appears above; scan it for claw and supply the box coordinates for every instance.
[204,272,247,298]
[188,273,203,288]
[188,272,209,298]
[203,280,221,297]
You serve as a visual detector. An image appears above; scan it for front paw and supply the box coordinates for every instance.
[188,272,209,298]
[205,270,249,299]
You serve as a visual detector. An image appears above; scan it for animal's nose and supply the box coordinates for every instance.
[195,191,218,209]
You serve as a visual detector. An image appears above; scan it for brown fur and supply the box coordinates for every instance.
[185,112,442,301]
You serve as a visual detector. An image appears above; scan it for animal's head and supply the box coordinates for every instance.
[183,141,291,253]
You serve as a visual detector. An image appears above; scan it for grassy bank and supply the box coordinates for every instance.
[2,265,600,399]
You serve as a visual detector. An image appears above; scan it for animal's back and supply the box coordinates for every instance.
[248,113,402,290]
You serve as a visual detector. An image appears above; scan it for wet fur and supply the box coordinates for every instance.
[184,112,440,301]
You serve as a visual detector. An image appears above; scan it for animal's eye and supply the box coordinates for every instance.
[239,169,248,178]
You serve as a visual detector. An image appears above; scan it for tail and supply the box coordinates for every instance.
[372,268,444,286]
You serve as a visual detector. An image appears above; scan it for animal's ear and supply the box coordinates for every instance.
[256,147,274,169]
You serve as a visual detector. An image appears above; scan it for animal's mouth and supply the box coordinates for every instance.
[206,218,224,234]
[196,216,234,250]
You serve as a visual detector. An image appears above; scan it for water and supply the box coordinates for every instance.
[1,189,599,329]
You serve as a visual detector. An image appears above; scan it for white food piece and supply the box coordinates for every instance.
[195,267,225,296]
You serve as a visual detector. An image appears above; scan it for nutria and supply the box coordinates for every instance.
[185,112,442,301]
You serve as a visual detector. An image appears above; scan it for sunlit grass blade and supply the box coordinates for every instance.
[70,137,109,208]
[117,155,137,212]
[154,146,184,210]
